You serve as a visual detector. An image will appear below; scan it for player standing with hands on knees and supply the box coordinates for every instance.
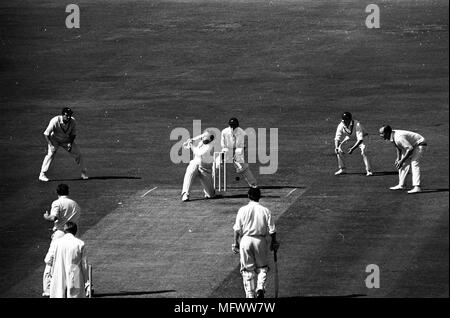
[39,107,88,182]
[232,187,279,298]
[221,117,258,187]
[334,112,373,176]
[379,125,427,193]
[181,129,216,202]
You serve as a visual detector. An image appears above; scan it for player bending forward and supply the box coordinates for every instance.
[39,107,88,181]
[334,112,373,176]
[181,130,216,202]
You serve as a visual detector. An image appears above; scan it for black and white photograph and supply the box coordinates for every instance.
[0,0,448,308]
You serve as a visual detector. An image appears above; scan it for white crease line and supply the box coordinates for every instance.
[286,188,298,197]
[141,186,158,198]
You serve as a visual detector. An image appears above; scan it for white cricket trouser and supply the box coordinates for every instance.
[336,142,372,172]
[239,235,269,272]
[241,270,256,298]
[240,264,269,298]
[40,141,87,174]
[182,161,215,197]
[255,267,268,292]
[232,162,257,187]
[43,230,66,295]
[398,145,426,187]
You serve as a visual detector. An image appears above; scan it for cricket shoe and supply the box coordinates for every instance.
[204,192,216,199]
[81,172,89,180]
[389,184,405,190]
[39,173,49,182]
[334,169,346,176]
[366,171,373,176]
[407,186,422,194]
[182,192,189,202]
[256,289,265,299]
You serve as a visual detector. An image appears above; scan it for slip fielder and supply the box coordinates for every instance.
[334,112,373,176]
[379,125,427,194]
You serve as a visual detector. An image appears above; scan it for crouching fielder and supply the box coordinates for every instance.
[232,188,279,298]
[221,117,257,187]
[334,112,373,176]
[181,130,216,202]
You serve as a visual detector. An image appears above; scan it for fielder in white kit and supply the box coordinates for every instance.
[221,118,258,187]
[379,125,427,194]
[334,112,373,176]
[181,130,216,202]
[39,107,88,182]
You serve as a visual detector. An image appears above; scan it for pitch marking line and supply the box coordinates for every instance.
[141,186,158,198]
[286,188,298,197]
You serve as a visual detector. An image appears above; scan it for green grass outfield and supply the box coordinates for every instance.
[0,0,448,298]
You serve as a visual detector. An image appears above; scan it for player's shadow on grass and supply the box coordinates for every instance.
[412,188,449,194]
[340,171,397,176]
[187,194,281,201]
[51,176,142,181]
[228,185,306,190]
[371,171,398,176]
[93,289,176,297]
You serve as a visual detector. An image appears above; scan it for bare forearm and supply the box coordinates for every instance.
[396,148,402,160]
[402,148,413,161]
[43,211,56,222]
[44,135,54,146]
[351,140,363,150]
[234,231,240,245]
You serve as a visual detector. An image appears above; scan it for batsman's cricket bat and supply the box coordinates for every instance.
[88,264,93,298]
[274,250,279,298]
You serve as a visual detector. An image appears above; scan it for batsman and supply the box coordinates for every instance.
[232,188,279,298]
[181,129,216,202]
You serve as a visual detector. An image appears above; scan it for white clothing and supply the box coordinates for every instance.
[182,141,215,197]
[391,130,427,187]
[221,126,246,163]
[233,201,276,237]
[234,201,275,297]
[40,115,87,176]
[335,120,372,172]
[50,196,81,232]
[335,119,367,142]
[45,233,88,298]
[44,116,77,143]
[221,126,257,186]
[391,129,426,149]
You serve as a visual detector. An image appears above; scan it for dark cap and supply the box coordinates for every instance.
[62,107,73,116]
[342,112,352,120]
[228,117,239,128]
